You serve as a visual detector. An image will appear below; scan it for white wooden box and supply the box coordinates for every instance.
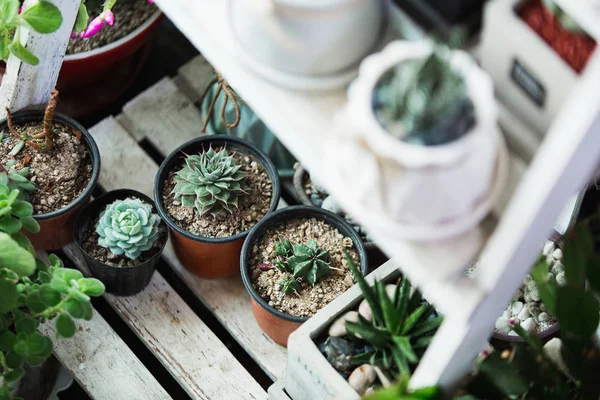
[285,261,400,400]
[269,381,292,400]
[480,0,579,136]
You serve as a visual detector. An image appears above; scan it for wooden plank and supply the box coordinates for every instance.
[173,55,214,104]
[118,77,204,147]
[0,0,79,118]
[75,117,268,399]
[110,83,288,380]
[37,253,171,400]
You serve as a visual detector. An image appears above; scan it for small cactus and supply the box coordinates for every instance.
[96,198,160,260]
[272,238,331,288]
[172,147,250,217]
[279,276,299,295]
[0,160,36,201]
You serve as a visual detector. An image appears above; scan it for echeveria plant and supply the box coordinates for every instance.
[96,198,160,260]
[0,187,105,399]
[0,0,62,65]
[172,147,249,217]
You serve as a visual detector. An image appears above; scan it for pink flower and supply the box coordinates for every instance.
[104,10,115,26]
[147,0,153,3]
[80,16,105,38]
[70,31,77,38]
[18,6,22,13]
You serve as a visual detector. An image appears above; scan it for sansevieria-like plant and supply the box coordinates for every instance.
[345,254,442,378]
[96,198,160,260]
[172,147,250,217]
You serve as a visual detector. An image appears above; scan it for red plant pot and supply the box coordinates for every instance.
[0,110,100,251]
[58,11,163,91]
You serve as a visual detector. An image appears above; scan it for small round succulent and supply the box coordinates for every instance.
[0,160,36,201]
[172,146,250,217]
[96,198,160,260]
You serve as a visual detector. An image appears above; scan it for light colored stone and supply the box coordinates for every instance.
[517,304,530,321]
[495,316,511,334]
[512,289,523,302]
[321,196,343,215]
[328,311,360,337]
[553,248,563,260]
[543,338,569,374]
[542,241,555,256]
[348,364,376,395]
[502,310,512,319]
[508,330,518,336]
[359,299,373,322]
[511,301,524,316]
[521,317,536,332]
[538,312,550,322]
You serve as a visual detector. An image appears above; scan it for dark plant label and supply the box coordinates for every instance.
[511,59,546,107]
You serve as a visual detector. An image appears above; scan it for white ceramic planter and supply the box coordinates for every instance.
[325,40,506,242]
[228,0,387,77]
[286,261,400,400]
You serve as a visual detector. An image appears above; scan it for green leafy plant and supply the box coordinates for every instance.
[274,239,331,286]
[345,254,442,378]
[96,198,160,260]
[373,43,475,146]
[279,276,299,296]
[363,375,441,400]
[0,0,62,65]
[0,161,35,201]
[0,184,38,235]
[542,0,586,34]
[0,187,105,399]
[172,147,250,217]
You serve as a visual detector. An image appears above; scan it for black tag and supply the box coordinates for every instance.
[511,59,546,107]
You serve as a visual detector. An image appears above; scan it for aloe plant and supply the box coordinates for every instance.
[345,254,442,378]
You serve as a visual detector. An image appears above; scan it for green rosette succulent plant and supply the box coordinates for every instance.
[96,198,160,260]
[274,239,331,286]
[172,147,250,217]
[0,160,36,201]
[373,43,475,146]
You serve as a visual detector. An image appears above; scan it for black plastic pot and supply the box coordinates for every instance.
[240,205,369,346]
[154,136,281,279]
[73,189,167,296]
[393,0,485,35]
[0,110,101,250]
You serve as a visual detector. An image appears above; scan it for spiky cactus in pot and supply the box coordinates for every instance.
[96,198,160,260]
[172,147,250,217]
[373,43,475,146]
[273,239,331,286]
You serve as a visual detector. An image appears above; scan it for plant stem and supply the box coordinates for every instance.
[41,89,59,151]
[4,107,21,141]
[32,294,72,319]
[0,351,8,374]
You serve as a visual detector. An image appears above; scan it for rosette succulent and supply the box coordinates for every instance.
[0,160,36,201]
[274,239,331,286]
[172,147,250,217]
[96,198,160,260]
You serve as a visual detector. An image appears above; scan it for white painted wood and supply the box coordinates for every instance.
[90,114,287,381]
[118,77,204,145]
[75,117,268,399]
[286,261,401,400]
[268,381,291,400]
[0,0,80,118]
[410,51,600,391]
[36,253,171,400]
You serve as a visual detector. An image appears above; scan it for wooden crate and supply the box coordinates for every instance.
[285,261,401,400]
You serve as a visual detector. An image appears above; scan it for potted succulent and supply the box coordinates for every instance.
[285,258,440,399]
[0,185,105,400]
[155,136,281,279]
[0,91,101,251]
[240,206,368,346]
[326,39,504,246]
[60,0,161,91]
[293,164,388,271]
[227,0,387,88]
[366,219,600,400]
[73,189,167,296]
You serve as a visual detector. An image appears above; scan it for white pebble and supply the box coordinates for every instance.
[553,248,563,260]
[511,301,524,316]
[523,275,533,284]
[328,311,359,337]
[529,306,541,318]
[502,310,512,319]
[555,271,566,286]
[543,338,567,373]
[512,289,523,302]
[546,255,555,265]
[551,261,565,276]
[358,299,372,322]
[540,303,547,312]
[538,312,550,322]
[543,241,555,256]
[523,292,532,303]
[517,304,530,321]
[348,364,376,395]
[385,284,398,300]
[508,330,518,336]
[495,316,511,334]
[321,196,343,214]
[521,317,536,332]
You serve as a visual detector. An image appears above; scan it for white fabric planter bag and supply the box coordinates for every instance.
[326,40,508,242]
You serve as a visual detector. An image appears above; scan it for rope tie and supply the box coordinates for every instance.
[199,70,245,133]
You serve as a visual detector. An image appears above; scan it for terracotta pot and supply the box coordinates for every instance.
[58,11,162,91]
[240,206,369,347]
[154,136,281,279]
[292,164,388,273]
[73,189,167,296]
[0,110,100,251]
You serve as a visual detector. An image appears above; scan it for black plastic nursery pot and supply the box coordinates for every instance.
[394,0,485,34]
[74,189,167,296]
[0,110,100,251]
[154,136,281,279]
[240,205,369,347]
